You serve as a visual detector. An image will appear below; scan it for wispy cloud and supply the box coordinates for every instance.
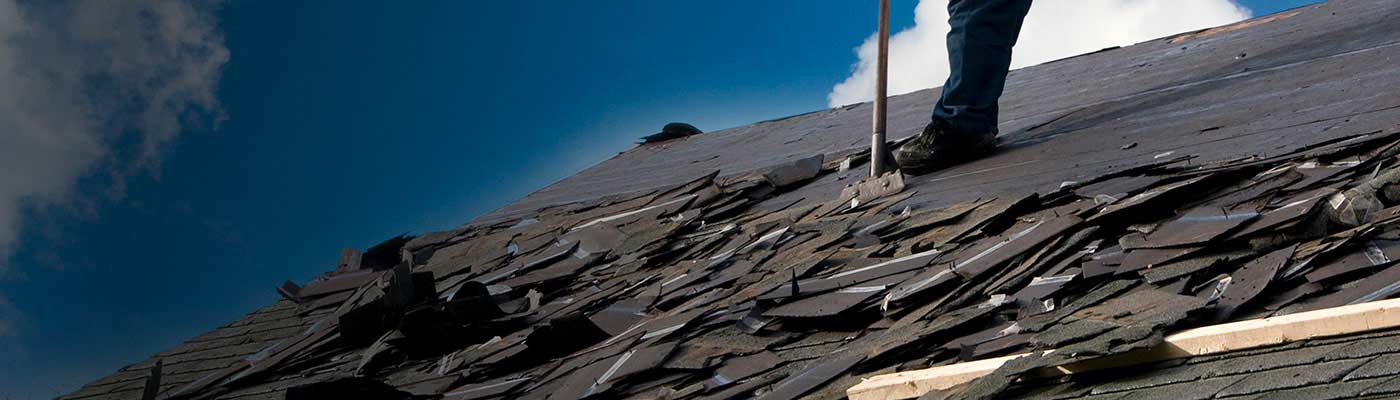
[828,0,1252,107]
[0,0,229,272]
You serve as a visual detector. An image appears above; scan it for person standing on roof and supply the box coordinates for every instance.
[895,0,1032,175]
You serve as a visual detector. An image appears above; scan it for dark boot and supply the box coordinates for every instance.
[894,120,998,175]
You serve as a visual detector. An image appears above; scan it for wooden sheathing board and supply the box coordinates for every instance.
[847,297,1400,400]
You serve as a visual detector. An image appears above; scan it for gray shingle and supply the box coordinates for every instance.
[1198,342,1347,378]
[1360,375,1400,396]
[1345,352,1400,381]
[1088,364,1208,395]
[1115,375,1244,400]
[1322,333,1400,361]
[1230,376,1389,400]
[1215,359,1368,397]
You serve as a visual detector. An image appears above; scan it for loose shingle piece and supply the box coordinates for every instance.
[59,2,1400,399]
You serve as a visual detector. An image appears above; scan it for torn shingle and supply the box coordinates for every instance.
[707,351,784,390]
[285,377,419,400]
[1305,239,1400,283]
[765,270,916,318]
[1213,244,1297,321]
[756,353,863,400]
[1140,206,1259,248]
[763,155,824,188]
[842,172,906,210]
[140,359,161,400]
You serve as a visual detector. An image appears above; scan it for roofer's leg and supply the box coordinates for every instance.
[896,0,1032,175]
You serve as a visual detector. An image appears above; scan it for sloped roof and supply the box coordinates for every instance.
[1001,327,1400,399]
[60,0,1400,399]
[475,0,1400,227]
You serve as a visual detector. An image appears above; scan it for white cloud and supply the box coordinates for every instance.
[0,0,228,271]
[829,0,1252,107]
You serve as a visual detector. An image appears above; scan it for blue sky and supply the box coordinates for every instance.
[0,0,1319,397]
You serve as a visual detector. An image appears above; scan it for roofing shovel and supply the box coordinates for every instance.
[849,0,904,205]
[870,0,896,178]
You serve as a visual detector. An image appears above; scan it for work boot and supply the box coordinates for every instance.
[894,120,998,175]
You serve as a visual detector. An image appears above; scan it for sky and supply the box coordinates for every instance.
[0,0,1321,398]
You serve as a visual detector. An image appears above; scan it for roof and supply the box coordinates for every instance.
[60,0,1400,399]
[1005,327,1400,400]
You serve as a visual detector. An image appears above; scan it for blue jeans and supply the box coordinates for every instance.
[933,0,1033,135]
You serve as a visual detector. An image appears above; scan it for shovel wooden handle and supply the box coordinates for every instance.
[871,0,891,177]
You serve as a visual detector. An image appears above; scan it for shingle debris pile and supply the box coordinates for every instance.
[62,127,1400,400]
